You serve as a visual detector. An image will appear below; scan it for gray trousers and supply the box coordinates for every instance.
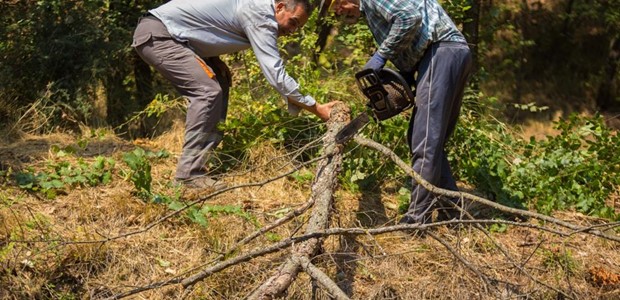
[405,42,473,224]
[132,16,230,180]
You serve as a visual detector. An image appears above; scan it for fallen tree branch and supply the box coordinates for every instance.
[247,102,349,299]
[294,255,350,300]
[106,218,579,299]
[353,136,620,243]
[105,122,619,299]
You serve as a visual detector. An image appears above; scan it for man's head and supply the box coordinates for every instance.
[331,0,361,24]
[275,0,312,36]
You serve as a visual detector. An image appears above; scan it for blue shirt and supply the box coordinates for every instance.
[150,0,315,112]
[360,0,467,72]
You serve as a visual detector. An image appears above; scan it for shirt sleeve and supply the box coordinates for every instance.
[242,20,316,112]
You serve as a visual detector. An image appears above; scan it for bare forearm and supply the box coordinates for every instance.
[287,97,335,121]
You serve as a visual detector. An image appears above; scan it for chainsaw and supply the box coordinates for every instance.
[335,68,416,144]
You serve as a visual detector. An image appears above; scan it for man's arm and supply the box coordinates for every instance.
[240,8,340,119]
[287,97,338,121]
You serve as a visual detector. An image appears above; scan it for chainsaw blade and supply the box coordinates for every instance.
[335,112,370,144]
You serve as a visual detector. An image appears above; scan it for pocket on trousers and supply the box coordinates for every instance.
[131,32,152,48]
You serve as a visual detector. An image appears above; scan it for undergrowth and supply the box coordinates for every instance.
[452,93,620,220]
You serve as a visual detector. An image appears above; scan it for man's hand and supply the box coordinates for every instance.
[314,101,339,121]
[363,52,387,71]
[289,98,340,122]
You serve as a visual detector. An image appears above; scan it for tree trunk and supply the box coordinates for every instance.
[463,0,481,74]
[596,35,620,111]
[314,0,334,62]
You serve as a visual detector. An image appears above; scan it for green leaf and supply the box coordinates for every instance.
[168,201,185,211]
[45,189,57,199]
[157,258,170,267]
[188,208,209,227]
[266,232,282,242]
[151,194,170,204]
[489,223,508,233]
[15,172,36,189]
[101,172,112,184]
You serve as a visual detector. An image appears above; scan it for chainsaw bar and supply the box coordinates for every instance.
[335,112,370,144]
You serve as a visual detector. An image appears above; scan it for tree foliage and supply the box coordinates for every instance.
[0,0,152,129]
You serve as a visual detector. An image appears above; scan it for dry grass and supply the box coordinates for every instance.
[1,127,619,300]
[516,110,564,141]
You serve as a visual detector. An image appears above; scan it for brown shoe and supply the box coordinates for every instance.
[176,176,227,190]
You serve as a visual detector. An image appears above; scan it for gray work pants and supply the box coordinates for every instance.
[131,16,230,180]
[405,42,473,224]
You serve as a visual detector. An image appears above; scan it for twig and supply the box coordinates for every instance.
[222,197,316,259]
[353,136,620,243]
[294,256,350,300]
[184,196,318,292]
[471,223,572,299]
[426,231,495,295]
[452,206,545,288]
[106,219,575,299]
[9,154,329,246]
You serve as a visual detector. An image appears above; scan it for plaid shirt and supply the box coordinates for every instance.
[360,0,467,72]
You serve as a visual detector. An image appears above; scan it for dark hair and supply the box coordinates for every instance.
[278,0,312,14]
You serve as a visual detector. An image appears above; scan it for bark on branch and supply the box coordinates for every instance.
[247,103,350,299]
[353,136,620,242]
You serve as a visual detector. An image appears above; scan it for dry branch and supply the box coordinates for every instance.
[247,102,350,299]
[353,136,620,243]
[105,218,617,299]
[294,255,350,300]
[104,107,619,299]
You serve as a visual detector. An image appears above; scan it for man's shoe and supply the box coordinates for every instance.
[398,215,417,224]
[436,209,460,222]
[176,176,227,190]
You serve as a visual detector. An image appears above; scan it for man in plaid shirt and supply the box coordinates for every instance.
[332,0,473,225]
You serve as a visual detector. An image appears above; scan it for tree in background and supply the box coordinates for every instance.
[0,0,155,133]
[1,0,619,133]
